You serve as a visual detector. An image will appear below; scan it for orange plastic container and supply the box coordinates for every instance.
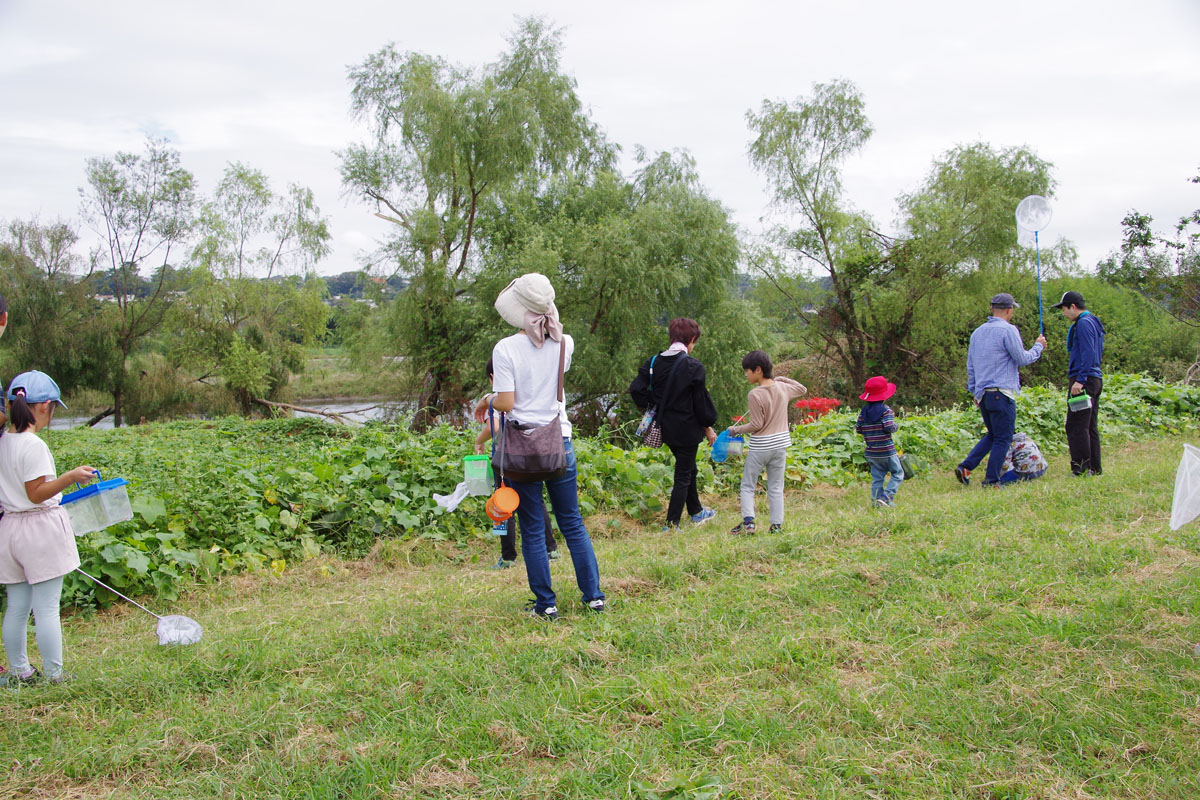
[485,484,520,523]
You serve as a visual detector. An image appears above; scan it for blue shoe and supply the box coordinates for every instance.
[491,558,516,570]
[690,508,716,526]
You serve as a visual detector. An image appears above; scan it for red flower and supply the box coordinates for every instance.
[792,397,841,424]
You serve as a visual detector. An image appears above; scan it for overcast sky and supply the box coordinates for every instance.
[2,0,1198,277]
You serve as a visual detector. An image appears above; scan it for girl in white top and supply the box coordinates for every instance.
[0,371,96,685]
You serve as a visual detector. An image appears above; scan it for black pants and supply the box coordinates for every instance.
[500,495,557,562]
[1065,376,1103,475]
[667,443,703,524]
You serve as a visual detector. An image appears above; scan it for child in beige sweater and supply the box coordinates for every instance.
[725,351,806,534]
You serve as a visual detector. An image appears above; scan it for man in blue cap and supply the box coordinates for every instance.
[1053,290,1105,476]
[954,293,1047,487]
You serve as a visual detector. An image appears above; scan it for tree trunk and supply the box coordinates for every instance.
[411,369,442,433]
[112,386,123,428]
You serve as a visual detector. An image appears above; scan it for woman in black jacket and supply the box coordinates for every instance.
[629,318,719,529]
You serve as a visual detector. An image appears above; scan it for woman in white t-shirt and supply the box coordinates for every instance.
[0,371,97,686]
[489,274,604,621]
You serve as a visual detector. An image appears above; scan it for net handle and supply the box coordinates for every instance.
[75,567,162,620]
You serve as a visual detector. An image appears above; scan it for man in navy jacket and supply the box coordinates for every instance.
[1053,291,1105,475]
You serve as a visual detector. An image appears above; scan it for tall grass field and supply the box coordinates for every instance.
[3,432,1200,798]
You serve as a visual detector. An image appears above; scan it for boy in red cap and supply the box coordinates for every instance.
[855,375,902,507]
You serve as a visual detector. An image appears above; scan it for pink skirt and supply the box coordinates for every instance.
[0,505,81,585]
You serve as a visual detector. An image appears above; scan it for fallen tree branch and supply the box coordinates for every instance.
[252,398,354,424]
[85,408,114,428]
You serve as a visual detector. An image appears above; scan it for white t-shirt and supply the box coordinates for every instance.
[0,430,61,511]
[491,332,573,438]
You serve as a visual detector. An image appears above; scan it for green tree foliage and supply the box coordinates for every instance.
[478,150,764,431]
[748,81,1060,403]
[177,163,332,412]
[1016,275,1200,388]
[747,79,879,389]
[80,138,197,425]
[1098,172,1199,335]
[0,217,116,393]
[340,16,608,429]
[880,144,1059,403]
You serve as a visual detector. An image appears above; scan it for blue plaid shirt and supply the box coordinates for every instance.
[965,316,1043,400]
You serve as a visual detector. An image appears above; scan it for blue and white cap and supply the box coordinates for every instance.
[7,370,67,409]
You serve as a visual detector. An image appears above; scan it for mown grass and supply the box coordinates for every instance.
[3,436,1200,798]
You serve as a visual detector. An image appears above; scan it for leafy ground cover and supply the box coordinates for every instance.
[45,374,1200,607]
[3,436,1199,798]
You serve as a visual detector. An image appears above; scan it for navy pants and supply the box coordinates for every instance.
[960,391,1017,485]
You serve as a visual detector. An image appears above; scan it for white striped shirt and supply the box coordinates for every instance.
[748,430,791,451]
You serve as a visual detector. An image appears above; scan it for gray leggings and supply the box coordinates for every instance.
[740,447,788,525]
[4,576,65,678]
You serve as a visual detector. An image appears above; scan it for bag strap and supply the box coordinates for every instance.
[648,355,658,389]
[495,409,507,484]
[556,336,566,403]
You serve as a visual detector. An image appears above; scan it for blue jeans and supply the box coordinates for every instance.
[866,454,903,502]
[999,467,1046,484]
[510,439,603,613]
[960,391,1017,485]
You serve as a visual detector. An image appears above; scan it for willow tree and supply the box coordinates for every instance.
[80,138,196,426]
[340,16,606,429]
[478,150,761,432]
[181,163,332,413]
[747,81,1056,399]
[747,79,879,390]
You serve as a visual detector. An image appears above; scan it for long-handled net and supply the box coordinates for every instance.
[1016,195,1054,334]
[76,568,203,645]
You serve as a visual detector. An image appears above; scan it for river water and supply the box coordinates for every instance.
[49,400,409,430]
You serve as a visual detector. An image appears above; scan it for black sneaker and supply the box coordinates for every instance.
[954,466,970,486]
[586,599,606,613]
[729,519,756,535]
[0,668,41,687]
[526,604,559,622]
[768,523,783,533]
